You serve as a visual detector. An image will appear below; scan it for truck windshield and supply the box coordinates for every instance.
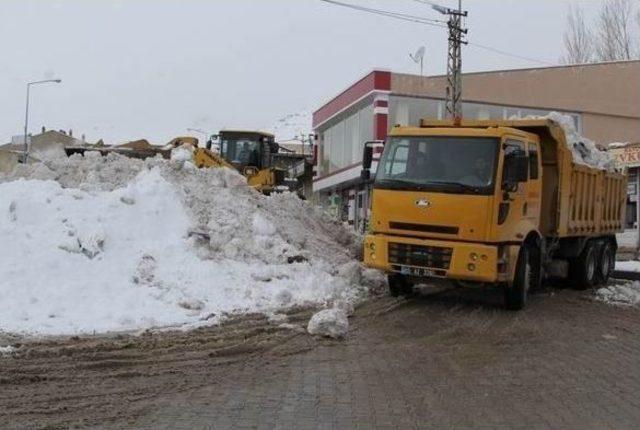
[374,136,499,194]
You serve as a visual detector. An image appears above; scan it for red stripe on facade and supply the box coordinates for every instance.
[313,70,391,127]
[374,100,389,108]
[374,114,388,140]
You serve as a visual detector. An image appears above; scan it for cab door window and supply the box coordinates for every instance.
[502,139,527,191]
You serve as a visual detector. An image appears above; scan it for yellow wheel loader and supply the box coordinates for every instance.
[65,131,312,196]
[193,130,287,194]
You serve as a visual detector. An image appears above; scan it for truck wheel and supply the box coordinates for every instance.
[388,274,413,297]
[571,242,597,290]
[504,245,533,311]
[596,241,615,285]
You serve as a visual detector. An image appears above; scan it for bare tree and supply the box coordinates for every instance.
[595,0,636,61]
[562,5,595,64]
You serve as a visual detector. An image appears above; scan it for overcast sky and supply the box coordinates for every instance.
[0,0,603,144]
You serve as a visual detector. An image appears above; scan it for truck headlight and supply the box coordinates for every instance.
[469,253,478,261]
[467,263,476,271]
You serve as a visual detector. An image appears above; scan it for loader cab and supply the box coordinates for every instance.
[217,130,277,170]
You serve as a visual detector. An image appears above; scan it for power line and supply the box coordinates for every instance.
[319,0,556,66]
[468,42,555,66]
[318,0,447,28]
[411,0,444,8]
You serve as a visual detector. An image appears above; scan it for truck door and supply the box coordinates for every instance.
[525,141,542,227]
[496,138,528,240]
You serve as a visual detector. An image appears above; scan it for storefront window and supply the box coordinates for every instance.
[389,96,439,127]
[318,102,375,175]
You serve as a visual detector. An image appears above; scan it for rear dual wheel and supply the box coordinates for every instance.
[597,241,615,285]
[571,240,614,290]
[571,242,597,290]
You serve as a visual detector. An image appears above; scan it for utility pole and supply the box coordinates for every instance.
[432,1,467,122]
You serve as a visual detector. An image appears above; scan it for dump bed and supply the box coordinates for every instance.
[420,118,627,238]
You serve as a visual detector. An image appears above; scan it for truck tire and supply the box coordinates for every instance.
[388,274,413,297]
[571,242,597,290]
[504,245,537,311]
[596,241,615,285]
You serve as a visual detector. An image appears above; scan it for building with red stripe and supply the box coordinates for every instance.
[312,61,640,231]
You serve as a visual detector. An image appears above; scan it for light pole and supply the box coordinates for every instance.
[23,79,62,163]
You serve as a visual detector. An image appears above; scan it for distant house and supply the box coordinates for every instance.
[0,129,87,154]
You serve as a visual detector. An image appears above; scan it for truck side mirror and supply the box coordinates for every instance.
[502,151,528,190]
[361,141,380,182]
[362,145,373,170]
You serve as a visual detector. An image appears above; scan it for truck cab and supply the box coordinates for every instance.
[362,119,626,309]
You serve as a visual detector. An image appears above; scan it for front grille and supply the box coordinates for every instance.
[389,222,459,235]
[388,242,453,270]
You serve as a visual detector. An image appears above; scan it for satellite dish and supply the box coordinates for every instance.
[409,46,426,76]
[410,46,425,63]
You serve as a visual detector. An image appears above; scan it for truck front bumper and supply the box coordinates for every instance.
[363,234,510,283]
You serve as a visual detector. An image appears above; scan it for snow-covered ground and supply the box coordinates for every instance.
[0,151,379,336]
[596,282,640,307]
[615,260,640,272]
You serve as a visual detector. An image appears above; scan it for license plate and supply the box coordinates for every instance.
[399,266,436,277]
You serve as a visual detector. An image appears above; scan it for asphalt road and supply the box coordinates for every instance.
[1,285,639,430]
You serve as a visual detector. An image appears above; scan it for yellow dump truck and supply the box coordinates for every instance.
[361,119,626,310]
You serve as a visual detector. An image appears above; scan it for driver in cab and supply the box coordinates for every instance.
[460,156,491,187]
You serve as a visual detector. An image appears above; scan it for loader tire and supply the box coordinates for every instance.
[388,274,413,297]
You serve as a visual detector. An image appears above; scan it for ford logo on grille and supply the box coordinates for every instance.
[415,199,432,208]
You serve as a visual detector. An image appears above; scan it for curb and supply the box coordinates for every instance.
[611,270,640,281]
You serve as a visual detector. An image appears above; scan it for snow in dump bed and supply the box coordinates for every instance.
[530,112,616,171]
[0,152,379,336]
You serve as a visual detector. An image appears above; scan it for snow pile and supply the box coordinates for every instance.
[307,308,349,339]
[596,282,640,307]
[535,112,615,171]
[0,153,369,336]
[170,145,195,164]
[0,346,16,357]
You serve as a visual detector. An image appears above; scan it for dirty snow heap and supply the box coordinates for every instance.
[0,151,379,335]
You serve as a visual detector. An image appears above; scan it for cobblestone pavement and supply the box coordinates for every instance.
[2,286,640,430]
[132,287,640,430]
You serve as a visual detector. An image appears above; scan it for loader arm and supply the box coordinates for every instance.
[192,148,235,169]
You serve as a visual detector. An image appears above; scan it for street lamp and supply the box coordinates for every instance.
[23,79,62,162]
